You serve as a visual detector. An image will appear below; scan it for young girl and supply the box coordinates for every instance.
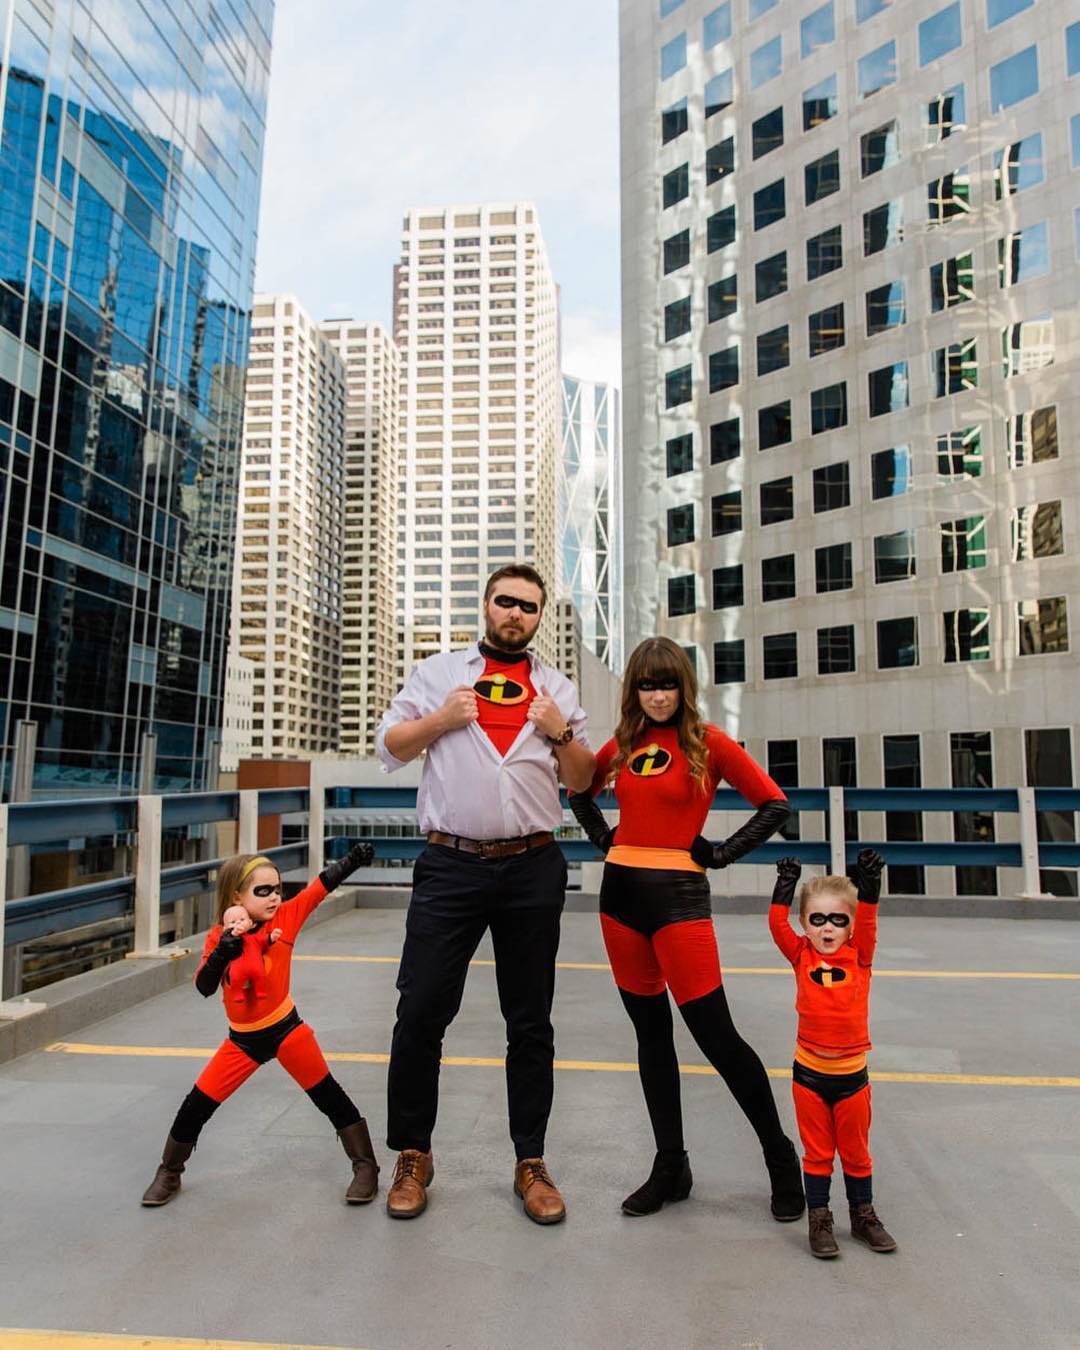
[569,636,803,1222]
[141,843,376,1208]
[769,851,897,1258]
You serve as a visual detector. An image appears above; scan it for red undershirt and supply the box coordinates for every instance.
[474,649,536,757]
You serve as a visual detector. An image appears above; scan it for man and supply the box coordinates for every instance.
[375,563,594,1224]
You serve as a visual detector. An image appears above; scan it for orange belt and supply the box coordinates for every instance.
[228,995,295,1034]
[606,844,705,873]
[795,1044,868,1075]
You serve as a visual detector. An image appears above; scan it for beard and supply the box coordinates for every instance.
[484,616,532,652]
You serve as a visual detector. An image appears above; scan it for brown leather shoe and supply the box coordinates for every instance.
[386,1149,434,1219]
[850,1202,897,1252]
[338,1118,379,1204]
[808,1206,840,1259]
[514,1158,566,1225]
[141,1135,194,1207]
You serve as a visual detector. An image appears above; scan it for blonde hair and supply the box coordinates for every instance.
[214,854,278,922]
[798,874,857,921]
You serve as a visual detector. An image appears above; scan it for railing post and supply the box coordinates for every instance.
[308,763,325,881]
[0,803,8,1000]
[828,786,846,876]
[133,794,162,954]
[1017,787,1048,899]
[238,789,258,854]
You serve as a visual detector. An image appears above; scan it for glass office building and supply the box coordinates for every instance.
[0,1,272,793]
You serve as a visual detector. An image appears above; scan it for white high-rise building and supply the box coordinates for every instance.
[620,0,1079,895]
[320,320,401,755]
[234,294,346,756]
[394,203,562,667]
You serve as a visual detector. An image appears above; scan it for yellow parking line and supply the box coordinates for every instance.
[0,1333,364,1350]
[294,954,1080,980]
[43,1041,1080,1088]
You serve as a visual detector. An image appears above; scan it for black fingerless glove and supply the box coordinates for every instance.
[847,847,884,904]
[690,798,791,868]
[568,791,616,855]
[771,856,802,906]
[195,928,244,997]
[319,840,375,892]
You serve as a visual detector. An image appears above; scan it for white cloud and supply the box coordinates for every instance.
[562,311,622,390]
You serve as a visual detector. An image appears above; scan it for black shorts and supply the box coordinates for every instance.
[599,862,712,937]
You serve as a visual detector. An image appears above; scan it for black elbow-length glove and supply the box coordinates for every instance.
[771,855,802,906]
[690,797,791,869]
[319,840,375,892]
[568,791,616,855]
[847,847,884,904]
[195,928,244,997]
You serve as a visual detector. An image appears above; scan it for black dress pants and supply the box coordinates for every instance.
[386,841,567,1161]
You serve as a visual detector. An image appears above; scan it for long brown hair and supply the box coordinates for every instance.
[214,854,279,922]
[608,637,710,790]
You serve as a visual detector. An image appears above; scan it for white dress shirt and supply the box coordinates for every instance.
[375,642,590,839]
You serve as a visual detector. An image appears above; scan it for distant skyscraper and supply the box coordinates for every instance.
[320,319,401,755]
[620,0,1079,895]
[0,2,273,794]
[559,374,623,670]
[236,295,345,756]
[395,203,561,667]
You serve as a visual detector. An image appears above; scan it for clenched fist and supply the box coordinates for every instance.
[526,684,567,740]
[439,684,479,732]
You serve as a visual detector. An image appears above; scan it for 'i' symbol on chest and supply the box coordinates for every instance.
[629,743,672,777]
[810,963,847,987]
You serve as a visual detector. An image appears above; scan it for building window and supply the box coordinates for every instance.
[944,608,990,662]
[711,490,742,535]
[861,123,899,179]
[713,564,744,608]
[989,46,1039,112]
[801,2,835,58]
[803,73,839,130]
[664,296,692,341]
[751,35,783,89]
[1072,115,1080,170]
[666,433,693,476]
[758,401,792,450]
[757,325,790,375]
[662,98,689,143]
[858,41,897,99]
[1070,20,1080,75]
[987,0,1033,28]
[941,516,987,573]
[813,461,850,512]
[810,381,847,433]
[951,731,997,897]
[711,416,741,462]
[1024,727,1076,896]
[877,616,918,668]
[663,164,690,208]
[750,0,778,17]
[753,108,784,160]
[668,574,696,616]
[815,541,852,592]
[705,69,734,116]
[661,33,688,80]
[760,476,794,525]
[872,446,912,498]
[856,0,891,19]
[866,280,906,333]
[768,740,801,840]
[884,734,925,895]
[665,364,692,407]
[809,303,845,356]
[930,254,974,310]
[1002,314,1054,378]
[709,345,739,391]
[993,132,1044,198]
[937,427,982,478]
[925,85,966,143]
[874,529,916,583]
[762,553,796,602]
[703,2,732,46]
[756,251,788,301]
[706,136,735,184]
[805,150,840,205]
[919,4,962,65]
[763,632,798,679]
[707,205,736,252]
[1012,501,1064,561]
[807,225,843,277]
[823,736,858,842]
[1005,406,1057,468]
[663,229,691,273]
[928,170,970,222]
[998,222,1050,288]
[933,340,978,396]
[754,179,786,229]
[864,200,903,254]
[1018,597,1068,656]
[868,361,909,416]
[713,639,746,683]
[667,504,695,546]
[708,275,738,322]
[661,0,685,15]
[818,624,855,675]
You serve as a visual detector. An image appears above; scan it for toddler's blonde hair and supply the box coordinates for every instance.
[798,874,857,921]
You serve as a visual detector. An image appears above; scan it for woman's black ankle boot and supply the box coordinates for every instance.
[764,1136,806,1222]
[621,1150,693,1216]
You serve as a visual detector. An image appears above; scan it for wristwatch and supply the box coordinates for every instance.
[548,724,574,747]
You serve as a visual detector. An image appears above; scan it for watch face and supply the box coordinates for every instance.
[474,672,529,704]
[628,743,672,777]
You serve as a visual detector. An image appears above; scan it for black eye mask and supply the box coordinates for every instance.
[637,678,679,692]
[807,912,851,928]
[492,594,539,615]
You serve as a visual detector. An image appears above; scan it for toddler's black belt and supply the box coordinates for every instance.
[428,830,554,859]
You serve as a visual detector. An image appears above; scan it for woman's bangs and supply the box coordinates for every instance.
[636,645,683,685]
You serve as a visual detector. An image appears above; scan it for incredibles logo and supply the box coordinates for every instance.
[629,743,672,777]
[810,964,847,987]
[474,673,529,705]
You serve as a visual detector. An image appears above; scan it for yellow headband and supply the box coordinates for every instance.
[238,855,274,887]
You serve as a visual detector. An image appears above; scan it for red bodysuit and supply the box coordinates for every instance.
[226,927,277,1004]
[473,652,535,757]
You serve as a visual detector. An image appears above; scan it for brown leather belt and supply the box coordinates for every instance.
[427,830,555,859]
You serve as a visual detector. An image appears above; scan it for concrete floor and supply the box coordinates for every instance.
[1,906,1078,1350]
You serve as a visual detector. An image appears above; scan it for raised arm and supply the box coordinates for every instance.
[767,856,803,965]
[848,848,883,967]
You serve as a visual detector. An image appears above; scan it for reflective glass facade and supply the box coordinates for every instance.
[0,1,272,793]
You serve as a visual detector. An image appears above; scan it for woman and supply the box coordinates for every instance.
[569,637,803,1220]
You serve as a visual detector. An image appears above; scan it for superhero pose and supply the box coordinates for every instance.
[140,844,376,1208]
[569,636,803,1222]
[769,849,898,1258]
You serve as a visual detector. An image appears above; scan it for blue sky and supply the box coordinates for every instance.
[254,0,621,386]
